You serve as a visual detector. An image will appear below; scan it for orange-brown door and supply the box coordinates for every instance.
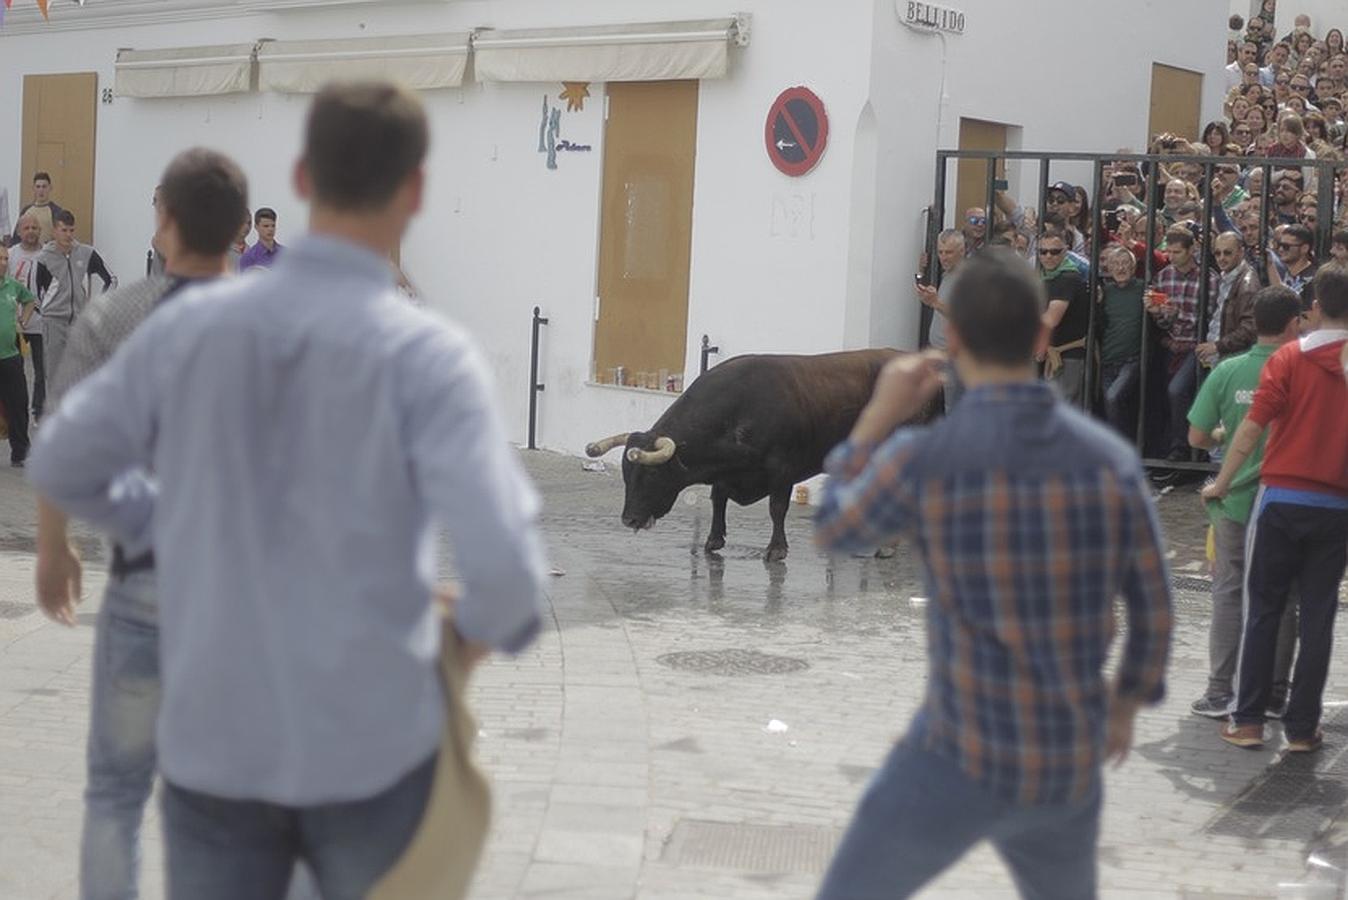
[21,73,98,244]
[956,117,1007,224]
[592,80,698,388]
[1148,63,1203,143]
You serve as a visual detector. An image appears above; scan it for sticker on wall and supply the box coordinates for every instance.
[765,87,829,177]
[537,94,593,170]
[560,82,591,112]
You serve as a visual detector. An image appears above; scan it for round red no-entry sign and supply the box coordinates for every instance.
[765,87,829,177]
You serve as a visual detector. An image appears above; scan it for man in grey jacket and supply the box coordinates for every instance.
[34,210,112,388]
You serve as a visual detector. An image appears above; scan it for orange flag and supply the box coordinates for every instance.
[36,0,48,19]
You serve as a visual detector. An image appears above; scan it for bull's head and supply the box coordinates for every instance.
[586,431,685,531]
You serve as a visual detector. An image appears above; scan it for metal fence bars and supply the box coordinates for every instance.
[926,148,1344,473]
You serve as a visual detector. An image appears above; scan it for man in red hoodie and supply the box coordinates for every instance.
[1204,263,1348,752]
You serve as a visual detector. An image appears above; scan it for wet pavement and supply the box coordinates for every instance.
[2,450,1348,898]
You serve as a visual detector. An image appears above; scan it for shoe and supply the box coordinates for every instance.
[1266,697,1288,719]
[1191,696,1232,719]
[1220,722,1264,748]
[1287,730,1324,753]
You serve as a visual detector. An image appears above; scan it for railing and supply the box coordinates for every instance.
[527,305,548,450]
[928,148,1344,473]
[700,334,720,376]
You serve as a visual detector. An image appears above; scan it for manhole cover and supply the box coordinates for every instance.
[663,820,841,874]
[656,649,809,676]
[0,535,36,554]
[1206,707,1348,842]
[0,601,33,620]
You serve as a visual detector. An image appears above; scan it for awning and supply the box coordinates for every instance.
[258,33,470,94]
[472,17,748,83]
[114,44,257,98]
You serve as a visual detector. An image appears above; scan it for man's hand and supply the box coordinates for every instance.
[851,351,946,445]
[1196,342,1219,368]
[1104,695,1141,767]
[435,585,491,674]
[35,541,82,627]
[915,284,940,309]
[1201,479,1228,503]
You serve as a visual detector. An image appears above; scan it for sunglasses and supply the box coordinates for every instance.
[1292,83,1310,91]
[1038,247,1065,256]
[1278,242,1305,250]
[1046,195,1069,204]
[966,216,986,225]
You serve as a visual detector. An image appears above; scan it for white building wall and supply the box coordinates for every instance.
[0,0,1226,457]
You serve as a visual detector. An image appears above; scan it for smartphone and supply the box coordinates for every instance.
[993,179,1009,191]
[1115,173,1138,187]
[914,272,929,287]
[1104,210,1121,232]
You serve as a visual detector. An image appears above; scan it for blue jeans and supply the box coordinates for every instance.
[1099,358,1139,440]
[160,752,436,900]
[81,570,160,900]
[816,739,1101,899]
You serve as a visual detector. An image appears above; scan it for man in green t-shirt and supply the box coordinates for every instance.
[0,243,36,466]
[1186,286,1302,718]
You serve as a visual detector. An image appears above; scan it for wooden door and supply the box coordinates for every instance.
[21,73,98,244]
[956,118,1007,225]
[1148,63,1203,143]
[593,80,698,387]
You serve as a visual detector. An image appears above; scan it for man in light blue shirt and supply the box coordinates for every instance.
[29,81,547,899]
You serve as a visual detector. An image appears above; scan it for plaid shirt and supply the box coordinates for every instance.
[815,384,1172,806]
[1152,263,1212,349]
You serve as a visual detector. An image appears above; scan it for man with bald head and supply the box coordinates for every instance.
[1198,231,1260,369]
[961,208,987,253]
[6,213,47,419]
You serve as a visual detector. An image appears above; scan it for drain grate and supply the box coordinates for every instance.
[1206,708,1348,842]
[656,649,809,676]
[663,820,841,874]
[1172,574,1212,593]
[0,601,33,620]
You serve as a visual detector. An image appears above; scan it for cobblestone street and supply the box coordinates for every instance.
[3,450,1348,899]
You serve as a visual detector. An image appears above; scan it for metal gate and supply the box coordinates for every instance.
[925,149,1344,473]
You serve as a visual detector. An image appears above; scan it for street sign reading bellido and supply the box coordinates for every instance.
[899,1,966,34]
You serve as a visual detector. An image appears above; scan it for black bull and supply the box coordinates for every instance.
[585,349,935,562]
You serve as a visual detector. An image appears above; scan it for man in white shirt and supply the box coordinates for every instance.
[1227,41,1258,90]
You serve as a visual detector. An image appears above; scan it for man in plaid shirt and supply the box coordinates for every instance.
[814,249,1173,900]
[1150,223,1216,460]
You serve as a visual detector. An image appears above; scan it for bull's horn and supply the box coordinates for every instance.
[626,437,676,466]
[585,433,631,457]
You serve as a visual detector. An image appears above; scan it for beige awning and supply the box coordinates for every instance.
[115,44,257,98]
[257,34,470,94]
[472,18,747,83]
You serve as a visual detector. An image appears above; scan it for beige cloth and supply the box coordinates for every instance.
[369,619,491,900]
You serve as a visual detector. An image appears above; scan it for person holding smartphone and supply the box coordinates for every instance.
[917,229,966,412]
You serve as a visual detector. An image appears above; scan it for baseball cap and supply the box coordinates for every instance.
[1048,181,1075,197]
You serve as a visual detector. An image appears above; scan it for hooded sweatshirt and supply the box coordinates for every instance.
[35,239,112,324]
[1246,328,1348,499]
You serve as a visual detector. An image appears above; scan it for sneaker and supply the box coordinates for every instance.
[1287,730,1324,753]
[1220,722,1264,748]
[1191,696,1232,719]
[1266,697,1288,719]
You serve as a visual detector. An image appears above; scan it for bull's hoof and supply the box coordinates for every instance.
[874,545,898,559]
[764,545,788,563]
[704,535,726,553]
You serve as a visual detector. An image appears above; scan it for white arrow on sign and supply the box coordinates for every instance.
[775,139,798,151]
